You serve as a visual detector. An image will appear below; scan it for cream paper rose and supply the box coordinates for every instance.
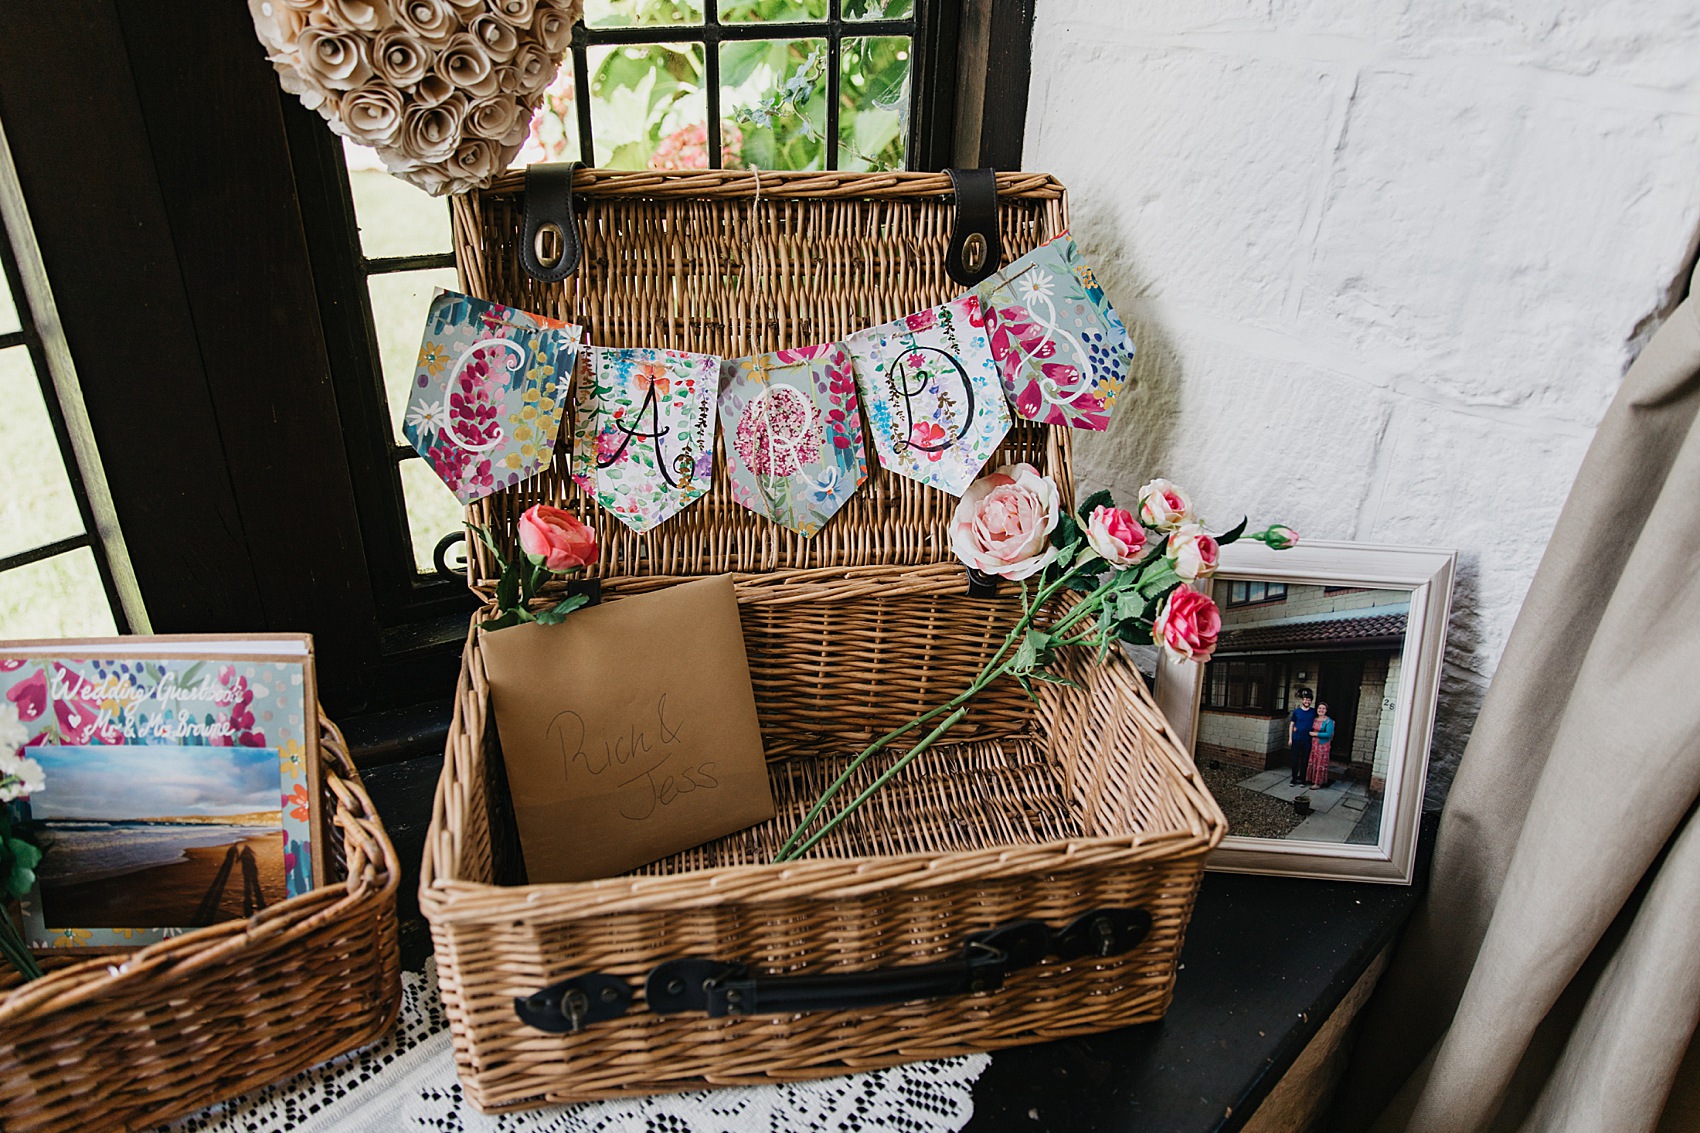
[448,137,503,184]
[401,93,467,162]
[342,83,406,146]
[326,0,394,32]
[468,94,527,145]
[469,13,520,62]
[393,0,457,45]
[298,26,374,90]
[412,71,456,107]
[438,32,499,98]
[512,41,555,94]
[248,0,308,53]
[371,27,430,87]
[488,0,537,26]
[536,6,573,54]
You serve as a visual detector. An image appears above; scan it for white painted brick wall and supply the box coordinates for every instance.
[1025,1,1700,803]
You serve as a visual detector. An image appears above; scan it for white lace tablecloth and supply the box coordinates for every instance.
[162,961,990,1133]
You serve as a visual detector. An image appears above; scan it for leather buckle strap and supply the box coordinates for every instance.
[520,161,583,283]
[945,167,1001,287]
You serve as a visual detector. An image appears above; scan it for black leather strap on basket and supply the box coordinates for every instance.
[520,161,583,282]
[510,907,1152,1032]
[944,167,1001,287]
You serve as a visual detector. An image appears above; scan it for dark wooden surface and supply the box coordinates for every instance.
[365,748,1424,1132]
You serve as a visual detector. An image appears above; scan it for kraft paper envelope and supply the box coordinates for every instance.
[478,575,775,883]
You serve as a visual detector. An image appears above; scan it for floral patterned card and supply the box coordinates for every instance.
[975,231,1135,431]
[404,290,583,504]
[718,344,868,535]
[843,295,1011,496]
[0,637,318,951]
[570,346,720,533]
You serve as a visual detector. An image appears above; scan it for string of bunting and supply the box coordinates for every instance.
[402,230,1135,534]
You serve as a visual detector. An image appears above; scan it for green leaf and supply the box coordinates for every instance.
[1015,674,1040,704]
[495,562,521,612]
[471,525,504,557]
[1137,562,1181,600]
[532,593,590,626]
[1076,488,1114,523]
[6,839,40,873]
[1051,513,1081,550]
[1216,516,1249,546]
[6,861,33,901]
[1117,620,1153,644]
[478,610,523,632]
[1031,670,1087,691]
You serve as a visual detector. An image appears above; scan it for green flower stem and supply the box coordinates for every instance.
[0,913,42,981]
[775,707,970,863]
[770,566,1083,862]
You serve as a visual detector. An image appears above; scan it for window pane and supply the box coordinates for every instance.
[343,141,453,259]
[516,58,581,167]
[1228,580,1247,604]
[1269,582,1287,600]
[0,260,19,336]
[838,36,908,171]
[0,346,83,560]
[1247,580,1265,603]
[844,0,914,17]
[723,38,828,171]
[369,268,461,445]
[584,0,703,27]
[0,549,116,638]
[722,0,827,21]
[399,456,466,573]
[587,42,708,169]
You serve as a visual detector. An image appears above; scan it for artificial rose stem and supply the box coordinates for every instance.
[776,707,970,862]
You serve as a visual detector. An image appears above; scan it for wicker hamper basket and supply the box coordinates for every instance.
[423,169,1227,1112]
[0,714,400,1133]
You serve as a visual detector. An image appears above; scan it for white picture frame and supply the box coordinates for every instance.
[1157,540,1456,884]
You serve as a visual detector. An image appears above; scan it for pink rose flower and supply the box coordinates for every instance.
[1137,477,1194,532]
[1166,522,1220,582]
[1085,505,1147,567]
[1258,524,1300,550]
[1152,586,1221,664]
[949,463,1061,581]
[518,504,598,571]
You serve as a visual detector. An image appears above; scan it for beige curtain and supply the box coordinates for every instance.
[1333,255,1700,1133]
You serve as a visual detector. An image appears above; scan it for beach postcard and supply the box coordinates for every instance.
[0,637,318,950]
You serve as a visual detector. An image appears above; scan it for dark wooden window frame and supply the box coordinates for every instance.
[0,0,1031,742]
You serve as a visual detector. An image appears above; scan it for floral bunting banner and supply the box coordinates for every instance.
[570,346,719,533]
[843,295,1012,496]
[717,344,868,535]
[976,232,1136,431]
[404,290,582,504]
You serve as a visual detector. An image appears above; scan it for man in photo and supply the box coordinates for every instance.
[1289,687,1317,787]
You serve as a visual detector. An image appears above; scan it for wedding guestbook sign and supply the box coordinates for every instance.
[0,635,320,950]
[718,344,869,535]
[844,296,1012,496]
[479,576,775,882]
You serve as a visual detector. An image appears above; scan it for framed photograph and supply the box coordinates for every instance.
[1156,541,1456,884]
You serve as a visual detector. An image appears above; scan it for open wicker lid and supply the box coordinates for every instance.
[451,169,1073,590]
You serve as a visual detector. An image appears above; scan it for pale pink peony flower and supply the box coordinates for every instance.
[949,463,1061,582]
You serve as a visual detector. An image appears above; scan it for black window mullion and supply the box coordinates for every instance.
[704,0,722,171]
[365,252,458,275]
[824,0,842,170]
[572,37,596,166]
[0,330,22,351]
[0,236,131,632]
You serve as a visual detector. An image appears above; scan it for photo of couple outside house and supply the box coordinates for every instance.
[1193,580,1411,844]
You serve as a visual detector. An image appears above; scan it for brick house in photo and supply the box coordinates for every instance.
[1195,583,1408,796]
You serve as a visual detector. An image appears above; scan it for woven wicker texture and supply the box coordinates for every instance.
[426,169,1226,1112]
[0,716,401,1133]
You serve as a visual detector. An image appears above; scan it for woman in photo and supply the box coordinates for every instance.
[1308,702,1336,789]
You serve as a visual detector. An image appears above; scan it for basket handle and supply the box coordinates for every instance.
[513,907,1150,1033]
